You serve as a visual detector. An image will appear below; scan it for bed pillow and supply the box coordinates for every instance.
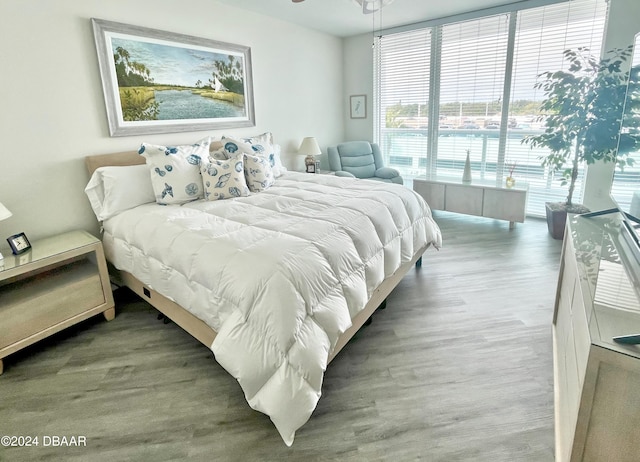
[139,137,211,205]
[85,164,156,221]
[201,152,250,201]
[244,153,275,192]
[273,144,287,176]
[238,132,285,177]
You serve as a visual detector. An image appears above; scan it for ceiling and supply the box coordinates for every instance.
[215,0,530,37]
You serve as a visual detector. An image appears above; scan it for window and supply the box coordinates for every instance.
[374,28,431,179]
[506,0,608,215]
[437,15,509,180]
[374,0,608,217]
[611,34,640,214]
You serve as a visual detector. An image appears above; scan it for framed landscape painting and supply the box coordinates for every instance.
[91,18,255,137]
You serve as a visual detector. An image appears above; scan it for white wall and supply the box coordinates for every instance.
[343,33,375,142]
[0,0,344,242]
[582,0,640,210]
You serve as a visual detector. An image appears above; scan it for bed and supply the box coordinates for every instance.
[84,138,441,445]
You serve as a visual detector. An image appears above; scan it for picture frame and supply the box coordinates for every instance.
[91,18,255,137]
[350,94,367,119]
[7,232,31,255]
[306,162,316,174]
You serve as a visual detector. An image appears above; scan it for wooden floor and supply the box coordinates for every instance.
[0,212,562,461]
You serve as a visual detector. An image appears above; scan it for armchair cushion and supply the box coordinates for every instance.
[335,142,376,178]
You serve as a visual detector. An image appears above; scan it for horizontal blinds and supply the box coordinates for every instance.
[438,15,509,179]
[506,0,608,216]
[374,0,608,218]
[611,37,640,214]
[377,29,432,179]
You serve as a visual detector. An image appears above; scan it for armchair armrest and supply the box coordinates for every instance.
[375,167,400,180]
[335,170,356,178]
[335,171,356,178]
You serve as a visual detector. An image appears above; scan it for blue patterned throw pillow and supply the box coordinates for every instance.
[239,132,286,177]
[244,153,275,192]
[139,137,211,205]
[201,152,249,201]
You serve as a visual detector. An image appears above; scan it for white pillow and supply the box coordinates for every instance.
[85,164,155,221]
[244,153,275,192]
[273,144,287,176]
[201,153,250,201]
[139,137,211,205]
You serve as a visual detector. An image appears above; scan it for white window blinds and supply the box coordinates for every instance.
[611,35,640,214]
[438,14,509,180]
[374,28,432,178]
[506,0,608,216]
[374,0,609,218]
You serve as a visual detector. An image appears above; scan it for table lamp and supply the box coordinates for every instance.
[299,137,321,173]
[0,201,12,261]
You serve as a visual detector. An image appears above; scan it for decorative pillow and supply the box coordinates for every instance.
[201,153,250,201]
[210,149,229,161]
[85,164,155,221]
[244,153,275,192]
[229,132,285,177]
[218,137,254,154]
[139,137,211,205]
[207,137,254,166]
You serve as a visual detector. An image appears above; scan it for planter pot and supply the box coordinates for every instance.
[546,203,568,240]
[545,202,590,240]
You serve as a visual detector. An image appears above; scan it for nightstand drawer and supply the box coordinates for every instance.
[0,260,104,349]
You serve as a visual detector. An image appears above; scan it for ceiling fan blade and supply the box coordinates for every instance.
[353,0,396,14]
[293,0,396,13]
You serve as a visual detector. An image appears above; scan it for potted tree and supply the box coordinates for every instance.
[523,46,640,239]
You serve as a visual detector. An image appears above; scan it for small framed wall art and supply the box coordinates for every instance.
[350,94,367,119]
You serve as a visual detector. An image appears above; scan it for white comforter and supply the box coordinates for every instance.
[102,172,441,445]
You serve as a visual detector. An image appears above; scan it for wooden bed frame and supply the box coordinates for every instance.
[85,150,427,363]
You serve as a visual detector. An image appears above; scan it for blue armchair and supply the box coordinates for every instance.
[327,141,403,184]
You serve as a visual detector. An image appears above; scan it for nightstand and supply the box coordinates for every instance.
[0,230,115,375]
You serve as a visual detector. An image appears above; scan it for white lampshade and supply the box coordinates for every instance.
[0,202,12,221]
[299,137,322,156]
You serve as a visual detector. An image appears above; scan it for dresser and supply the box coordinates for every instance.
[412,176,527,228]
[553,211,640,461]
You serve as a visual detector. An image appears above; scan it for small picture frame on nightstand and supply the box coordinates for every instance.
[314,160,321,173]
[306,162,316,173]
[7,232,31,255]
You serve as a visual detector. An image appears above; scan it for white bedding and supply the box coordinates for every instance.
[102,172,442,445]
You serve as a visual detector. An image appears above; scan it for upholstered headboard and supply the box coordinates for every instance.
[85,151,144,175]
[85,140,227,175]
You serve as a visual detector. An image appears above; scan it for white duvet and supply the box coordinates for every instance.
[102,172,441,445]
